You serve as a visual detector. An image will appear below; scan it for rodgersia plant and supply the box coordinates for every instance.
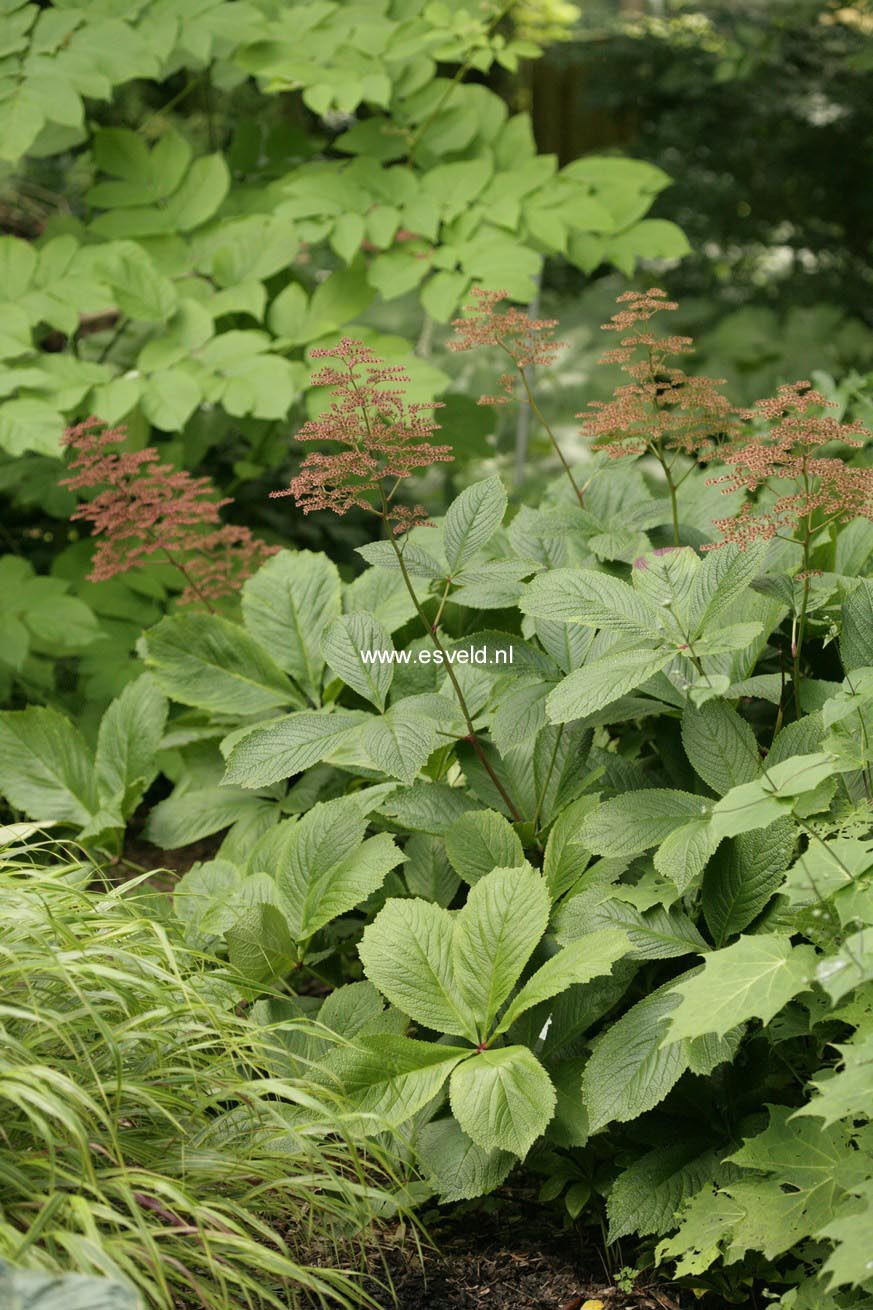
[3,292,873,1310]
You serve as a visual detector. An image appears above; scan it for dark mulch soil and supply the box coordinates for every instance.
[365,1209,691,1310]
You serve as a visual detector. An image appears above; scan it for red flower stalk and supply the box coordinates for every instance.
[62,418,277,608]
[705,381,873,548]
[449,287,584,506]
[270,338,452,534]
[578,288,738,544]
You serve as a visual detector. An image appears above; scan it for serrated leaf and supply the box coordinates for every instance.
[242,550,340,699]
[542,794,599,900]
[654,818,720,893]
[321,612,394,709]
[449,1045,556,1157]
[222,710,368,789]
[546,648,673,724]
[0,706,96,825]
[607,1142,722,1242]
[496,928,628,1034]
[681,700,762,797]
[702,820,796,946]
[442,477,507,573]
[663,935,816,1041]
[142,613,297,716]
[328,1034,468,1126]
[359,897,479,1040]
[357,539,444,578]
[362,706,438,784]
[710,754,837,840]
[453,865,550,1034]
[416,1116,515,1201]
[582,979,692,1132]
[444,808,525,886]
[582,790,712,858]
[404,833,461,906]
[522,567,660,637]
[226,902,297,982]
[273,799,402,939]
[689,542,768,633]
[95,673,167,818]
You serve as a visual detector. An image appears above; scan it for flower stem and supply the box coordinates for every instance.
[385,515,523,824]
[509,350,585,508]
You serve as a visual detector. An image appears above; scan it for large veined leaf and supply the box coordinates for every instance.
[607,1142,722,1242]
[631,548,699,633]
[94,674,167,817]
[496,928,629,1034]
[662,935,816,1042]
[321,612,394,709]
[452,865,550,1035]
[404,833,461,906]
[415,1116,515,1202]
[362,704,438,783]
[653,817,720,893]
[710,754,837,840]
[225,902,298,982]
[521,567,661,637]
[582,790,712,858]
[542,794,599,899]
[688,542,768,633]
[326,1034,469,1125]
[142,613,298,716]
[702,820,796,945]
[359,898,480,1040]
[840,579,873,673]
[559,898,708,962]
[242,550,341,699]
[449,1046,556,1157]
[546,648,673,724]
[144,784,271,849]
[0,1258,140,1310]
[443,476,507,571]
[581,979,692,1132]
[681,700,761,797]
[222,710,369,788]
[273,798,403,939]
[0,706,96,824]
[444,808,525,885]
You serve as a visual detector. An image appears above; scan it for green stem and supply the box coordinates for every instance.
[514,360,585,508]
[385,509,523,824]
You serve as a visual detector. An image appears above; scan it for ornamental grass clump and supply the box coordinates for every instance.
[62,417,276,609]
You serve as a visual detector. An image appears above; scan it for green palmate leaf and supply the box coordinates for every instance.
[443,476,507,572]
[820,1181,873,1290]
[362,705,438,784]
[453,865,550,1035]
[416,1117,515,1202]
[710,753,837,840]
[688,542,768,633]
[681,700,762,797]
[273,799,403,939]
[797,1030,873,1126]
[663,935,816,1042]
[321,612,394,709]
[581,978,693,1132]
[496,928,629,1034]
[0,1259,140,1310]
[328,1035,469,1126]
[582,790,712,858]
[546,648,673,724]
[444,809,525,885]
[607,1142,723,1242]
[356,540,444,578]
[702,820,796,945]
[242,550,341,700]
[542,795,598,900]
[0,706,96,825]
[404,834,461,906]
[222,710,368,789]
[142,614,298,716]
[653,818,720,894]
[226,902,297,983]
[449,1046,556,1157]
[359,898,479,1040]
[840,579,873,673]
[521,567,661,637]
[94,674,167,818]
[145,785,272,849]
[816,929,873,1002]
